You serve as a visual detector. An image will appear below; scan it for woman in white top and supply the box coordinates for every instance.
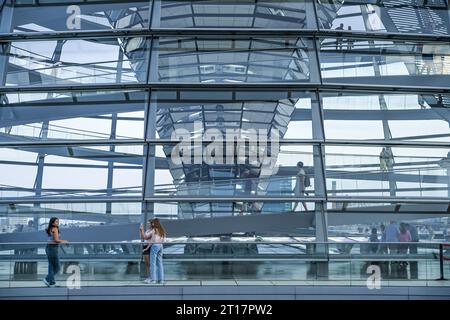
[148,218,166,284]
[139,219,153,283]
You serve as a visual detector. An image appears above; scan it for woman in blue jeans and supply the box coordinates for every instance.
[148,218,166,284]
[43,217,68,287]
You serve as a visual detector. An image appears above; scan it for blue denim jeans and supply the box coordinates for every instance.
[150,244,164,282]
[45,245,60,285]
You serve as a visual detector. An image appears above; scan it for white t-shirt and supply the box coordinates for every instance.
[149,229,165,243]
[295,168,306,193]
[143,229,152,243]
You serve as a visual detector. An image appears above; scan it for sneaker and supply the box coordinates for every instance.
[143,278,151,284]
[43,278,50,287]
[149,280,157,284]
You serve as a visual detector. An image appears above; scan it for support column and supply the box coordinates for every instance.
[105,113,118,219]
[311,91,327,234]
[0,4,13,130]
[448,154,450,198]
[309,37,322,84]
[106,49,124,219]
[361,5,397,197]
[151,0,161,28]
[439,151,450,198]
[142,97,156,225]
[307,0,319,30]
[309,91,329,279]
[0,1,13,33]
[378,97,397,197]
[141,18,160,224]
[141,0,161,224]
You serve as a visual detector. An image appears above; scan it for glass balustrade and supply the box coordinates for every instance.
[0,241,448,287]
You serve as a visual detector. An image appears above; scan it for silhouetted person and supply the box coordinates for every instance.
[378,224,389,278]
[406,223,419,279]
[385,220,399,254]
[369,228,379,254]
[347,26,354,49]
[294,161,308,211]
[398,223,412,279]
[335,23,344,50]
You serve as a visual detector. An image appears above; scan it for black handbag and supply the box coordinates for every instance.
[142,244,152,254]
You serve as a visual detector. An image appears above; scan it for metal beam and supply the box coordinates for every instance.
[1,137,449,148]
[0,213,314,242]
[291,108,450,122]
[0,207,448,242]
[1,28,450,42]
[1,83,450,94]
[0,98,145,128]
[0,134,143,165]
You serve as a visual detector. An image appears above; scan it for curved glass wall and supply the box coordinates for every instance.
[158,37,315,83]
[321,92,450,143]
[0,145,143,199]
[0,90,147,141]
[0,1,449,251]
[325,146,450,199]
[2,38,150,86]
[4,0,151,33]
[320,39,450,88]
[317,0,450,35]
[160,0,316,29]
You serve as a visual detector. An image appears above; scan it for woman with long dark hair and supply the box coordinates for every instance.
[43,217,68,287]
[148,218,166,284]
[139,219,154,283]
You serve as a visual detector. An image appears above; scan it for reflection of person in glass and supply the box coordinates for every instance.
[43,217,68,287]
[335,23,344,50]
[347,26,354,50]
[406,223,419,279]
[294,161,308,211]
[379,147,393,172]
[420,44,436,75]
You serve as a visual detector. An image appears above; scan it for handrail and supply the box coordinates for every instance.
[0,241,448,245]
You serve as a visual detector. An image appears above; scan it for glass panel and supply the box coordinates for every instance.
[154,89,314,139]
[150,86,319,212]
[2,37,150,86]
[0,241,445,286]
[327,210,449,239]
[0,145,143,199]
[160,0,313,29]
[153,144,317,198]
[0,91,147,141]
[321,92,450,142]
[320,39,450,88]
[3,0,150,33]
[325,146,450,199]
[317,0,450,35]
[326,212,449,281]
[158,37,314,83]
[0,201,142,235]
